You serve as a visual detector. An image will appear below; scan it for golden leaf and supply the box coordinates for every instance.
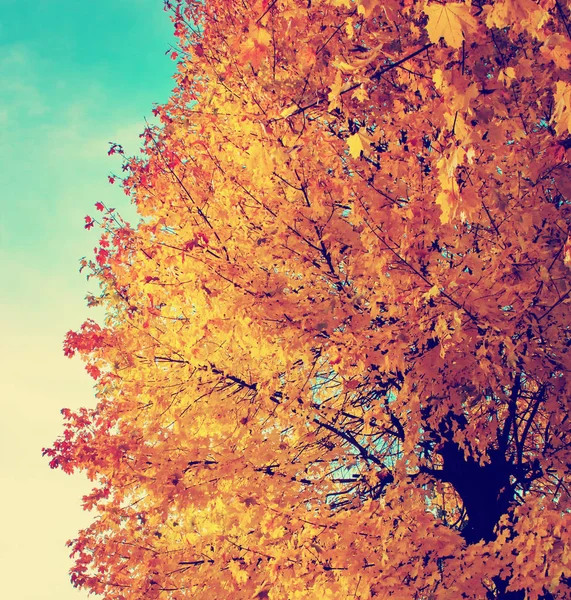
[424,2,477,48]
[328,70,344,111]
[347,131,371,158]
[551,81,571,136]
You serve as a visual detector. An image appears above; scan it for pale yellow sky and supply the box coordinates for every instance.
[0,136,144,598]
[0,290,94,599]
[0,2,176,597]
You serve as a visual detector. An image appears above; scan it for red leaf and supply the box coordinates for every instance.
[85,364,101,380]
[96,248,109,266]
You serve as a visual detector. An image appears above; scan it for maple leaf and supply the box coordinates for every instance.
[237,24,271,68]
[424,2,477,48]
[347,131,371,158]
[552,81,571,136]
[328,70,344,111]
[564,236,571,268]
[486,0,549,32]
[436,191,454,223]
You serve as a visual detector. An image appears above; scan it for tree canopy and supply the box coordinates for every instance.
[45,0,571,598]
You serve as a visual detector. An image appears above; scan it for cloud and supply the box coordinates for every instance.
[0,44,48,120]
[0,43,154,162]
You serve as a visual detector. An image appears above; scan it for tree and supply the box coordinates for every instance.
[44,0,571,598]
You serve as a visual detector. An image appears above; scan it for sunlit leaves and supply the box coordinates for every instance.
[424,2,477,48]
[45,0,571,598]
[552,81,571,135]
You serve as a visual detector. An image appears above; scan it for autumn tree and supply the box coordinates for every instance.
[45,0,571,598]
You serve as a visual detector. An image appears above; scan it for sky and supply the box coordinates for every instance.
[0,1,177,597]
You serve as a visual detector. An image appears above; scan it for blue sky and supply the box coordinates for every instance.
[0,1,176,597]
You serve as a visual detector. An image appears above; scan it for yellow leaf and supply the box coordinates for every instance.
[551,81,571,136]
[347,131,371,158]
[247,140,273,175]
[228,560,249,584]
[564,236,571,268]
[345,17,355,39]
[250,24,271,46]
[328,70,344,111]
[498,67,516,87]
[424,284,441,300]
[280,104,298,119]
[432,68,445,89]
[436,190,455,223]
[333,58,358,73]
[352,85,369,103]
[424,2,477,49]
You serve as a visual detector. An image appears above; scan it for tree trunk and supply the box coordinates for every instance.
[438,441,515,544]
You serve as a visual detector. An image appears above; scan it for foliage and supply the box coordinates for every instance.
[45,0,571,598]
